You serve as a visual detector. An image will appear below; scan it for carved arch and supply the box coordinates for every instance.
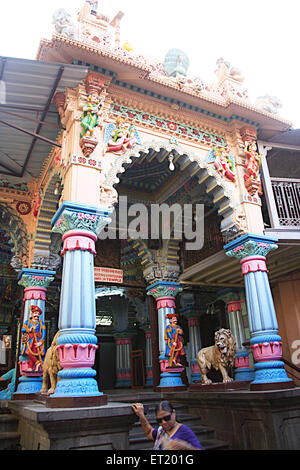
[0,204,29,271]
[104,140,242,242]
[32,172,63,270]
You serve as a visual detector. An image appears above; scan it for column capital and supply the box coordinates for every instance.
[52,201,113,237]
[18,268,55,289]
[227,300,243,313]
[146,281,182,300]
[113,331,135,343]
[180,305,206,318]
[224,233,278,260]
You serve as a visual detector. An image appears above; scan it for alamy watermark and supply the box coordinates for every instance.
[291,339,300,366]
[99,196,205,250]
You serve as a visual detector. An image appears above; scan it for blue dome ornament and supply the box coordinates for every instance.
[163,49,190,78]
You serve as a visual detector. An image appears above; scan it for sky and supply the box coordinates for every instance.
[1,0,300,128]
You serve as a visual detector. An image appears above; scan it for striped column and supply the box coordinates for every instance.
[227,300,253,381]
[14,269,55,397]
[51,201,112,404]
[225,234,294,390]
[114,335,133,388]
[147,282,186,390]
[144,330,153,386]
[180,306,203,383]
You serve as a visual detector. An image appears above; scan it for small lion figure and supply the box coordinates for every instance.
[196,329,236,385]
[40,332,61,395]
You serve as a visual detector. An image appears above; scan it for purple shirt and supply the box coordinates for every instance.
[152,424,204,449]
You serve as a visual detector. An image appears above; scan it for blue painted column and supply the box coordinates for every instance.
[147,281,186,390]
[51,201,112,404]
[225,233,294,390]
[180,306,204,384]
[226,299,254,382]
[14,269,55,397]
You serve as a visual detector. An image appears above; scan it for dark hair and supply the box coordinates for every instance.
[155,400,174,415]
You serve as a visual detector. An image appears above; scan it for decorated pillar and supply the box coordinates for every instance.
[227,300,254,382]
[50,201,112,405]
[14,269,55,398]
[181,307,204,384]
[114,334,133,388]
[146,281,186,390]
[144,327,153,387]
[225,234,294,390]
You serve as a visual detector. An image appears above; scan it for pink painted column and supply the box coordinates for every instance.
[146,282,186,390]
[115,336,132,388]
[225,234,294,390]
[187,316,202,383]
[14,269,55,397]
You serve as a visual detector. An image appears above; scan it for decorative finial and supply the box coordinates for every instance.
[86,0,98,16]
[163,49,190,78]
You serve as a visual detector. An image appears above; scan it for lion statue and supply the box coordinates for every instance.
[40,332,61,395]
[196,329,236,385]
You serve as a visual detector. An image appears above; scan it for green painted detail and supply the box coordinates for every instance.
[146,284,182,300]
[110,103,226,146]
[53,209,111,237]
[0,180,28,191]
[226,240,278,260]
[19,274,55,289]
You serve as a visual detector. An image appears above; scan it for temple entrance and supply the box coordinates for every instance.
[93,140,243,390]
[94,286,147,390]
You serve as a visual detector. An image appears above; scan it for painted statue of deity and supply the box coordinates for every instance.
[21,305,46,372]
[244,141,263,195]
[104,117,141,154]
[165,314,186,368]
[213,146,236,182]
[80,92,103,138]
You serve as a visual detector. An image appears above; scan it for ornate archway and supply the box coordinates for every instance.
[0,204,29,271]
[31,173,63,270]
[103,140,243,243]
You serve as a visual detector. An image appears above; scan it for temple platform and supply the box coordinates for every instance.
[4,386,300,450]
[8,398,137,450]
[163,386,300,450]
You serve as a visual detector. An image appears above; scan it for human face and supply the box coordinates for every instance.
[89,93,100,105]
[156,409,176,432]
[31,311,40,322]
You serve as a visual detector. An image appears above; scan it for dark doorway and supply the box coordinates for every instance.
[95,336,116,390]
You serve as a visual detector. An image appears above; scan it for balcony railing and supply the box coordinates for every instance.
[271,178,300,227]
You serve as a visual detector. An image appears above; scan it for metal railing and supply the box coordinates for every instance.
[271,178,300,227]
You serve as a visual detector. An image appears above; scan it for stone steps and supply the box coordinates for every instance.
[0,432,21,450]
[120,399,230,451]
[0,406,20,450]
